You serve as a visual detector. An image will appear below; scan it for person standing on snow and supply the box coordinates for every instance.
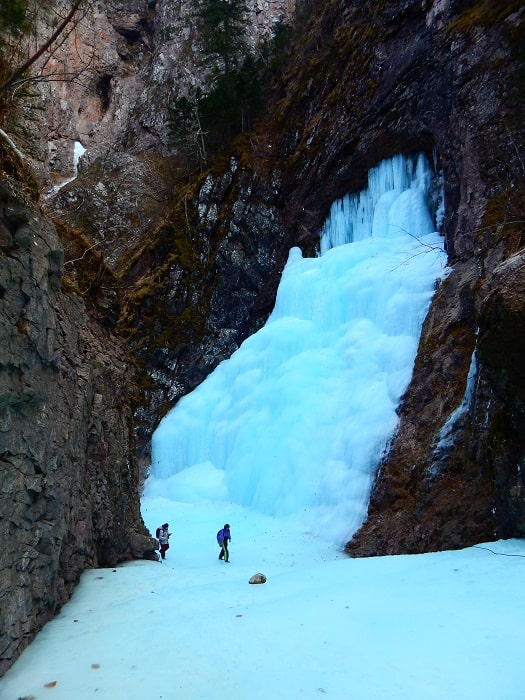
[157,523,171,560]
[217,524,231,562]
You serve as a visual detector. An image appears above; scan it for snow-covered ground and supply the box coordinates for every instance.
[3,153,524,699]
[1,497,524,699]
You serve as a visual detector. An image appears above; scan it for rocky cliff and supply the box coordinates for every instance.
[0,0,523,676]
[0,155,157,674]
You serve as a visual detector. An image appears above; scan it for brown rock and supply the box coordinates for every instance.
[0,195,152,674]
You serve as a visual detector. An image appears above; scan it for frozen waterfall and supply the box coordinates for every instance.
[146,152,448,547]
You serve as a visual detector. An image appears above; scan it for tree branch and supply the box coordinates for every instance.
[0,0,85,96]
[0,127,26,161]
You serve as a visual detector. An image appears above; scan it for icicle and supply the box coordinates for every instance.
[319,153,441,254]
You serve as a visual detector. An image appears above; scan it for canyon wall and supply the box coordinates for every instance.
[0,164,156,674]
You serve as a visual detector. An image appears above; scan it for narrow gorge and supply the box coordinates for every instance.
[1,0,523,675]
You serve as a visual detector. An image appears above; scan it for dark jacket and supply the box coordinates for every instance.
[217,528,231,545]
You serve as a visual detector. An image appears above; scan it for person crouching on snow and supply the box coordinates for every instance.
[158,523,171,560]
[217,524,231,562]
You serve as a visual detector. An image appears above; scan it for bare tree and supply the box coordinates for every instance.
[0,0,97,160]
[0,0,90,95]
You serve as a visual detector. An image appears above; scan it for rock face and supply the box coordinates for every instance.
[345,248,525,555]
[117,157,289,469]
[0,172,156,675]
